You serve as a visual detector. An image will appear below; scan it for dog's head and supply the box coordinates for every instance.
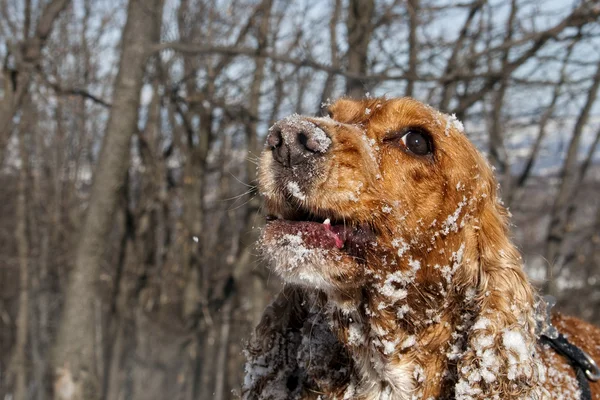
[259,98,503,294]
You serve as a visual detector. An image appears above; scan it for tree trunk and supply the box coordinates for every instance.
[228,0,275,392]
[317,0,342,113]
[405,0,419,97]
[488,0,517,197]
[345,0,375,98]
[10,110,31,400]
[233,0,273,328]
[0,0,71,164]
[51,1,164,399]
[213,300,232,400]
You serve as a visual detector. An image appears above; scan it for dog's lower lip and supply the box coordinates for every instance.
[264,217,376,257]
[265,219,345,249]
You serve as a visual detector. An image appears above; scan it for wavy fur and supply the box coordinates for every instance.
[243,97,600,400]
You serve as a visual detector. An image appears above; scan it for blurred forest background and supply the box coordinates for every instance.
[0,0,599,399]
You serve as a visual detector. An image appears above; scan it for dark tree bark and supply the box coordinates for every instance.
[233,0,273,325]
[317,0,342,112]
[0,0,71,164]
[51,1,164,399]
[405,0,419,97]
[228,0,275,393]
[488,0,517,196]
[345,0,375,98]
[10,98,32,400]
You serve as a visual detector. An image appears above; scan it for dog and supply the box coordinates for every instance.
[242,97,600,399]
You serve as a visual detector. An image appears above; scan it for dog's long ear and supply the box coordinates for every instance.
[473,199,536,331]
[455,190,546,398]
[242,287,308,400]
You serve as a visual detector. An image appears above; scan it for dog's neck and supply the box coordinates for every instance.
[324,256,472,399]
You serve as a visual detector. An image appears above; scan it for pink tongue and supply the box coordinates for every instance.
[323,222,344,249]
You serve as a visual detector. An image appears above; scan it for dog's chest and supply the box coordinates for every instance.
[352,356,416,400]
[333,320,418,399]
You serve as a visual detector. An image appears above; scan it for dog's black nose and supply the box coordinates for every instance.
[266,116,331,167]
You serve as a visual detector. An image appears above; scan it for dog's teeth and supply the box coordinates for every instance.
[323,218,331,225]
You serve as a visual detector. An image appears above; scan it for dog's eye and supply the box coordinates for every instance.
[401,131,432,156]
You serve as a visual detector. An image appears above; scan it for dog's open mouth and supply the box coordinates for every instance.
[265,209,376,259]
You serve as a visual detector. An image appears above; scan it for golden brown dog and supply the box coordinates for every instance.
[242,97,600,399]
